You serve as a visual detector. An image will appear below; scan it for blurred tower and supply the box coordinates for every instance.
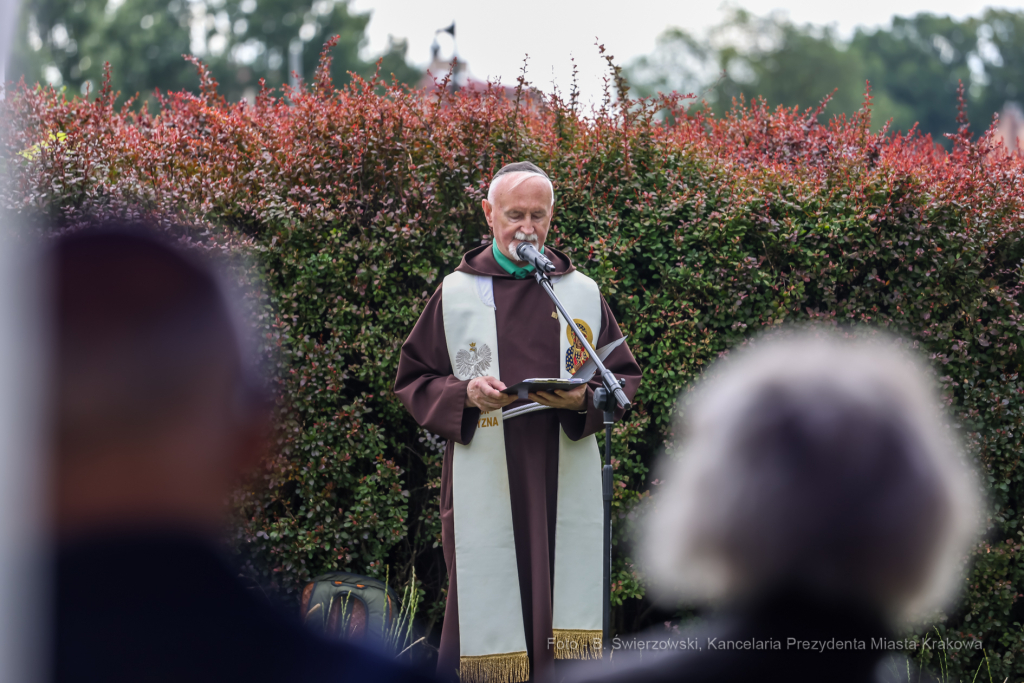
[288,39,303,89]
[289,39,303,89]
[420,22,467,91]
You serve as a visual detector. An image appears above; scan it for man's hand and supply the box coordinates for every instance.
[466,376,517,412]
[529,384,588,411]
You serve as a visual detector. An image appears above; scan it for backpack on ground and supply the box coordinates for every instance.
[299,571,400,646]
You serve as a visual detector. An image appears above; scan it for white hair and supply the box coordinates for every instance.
[486,171,555,207]
[643,329,982,624]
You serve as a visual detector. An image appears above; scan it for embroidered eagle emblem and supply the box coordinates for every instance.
[456,342,492,378]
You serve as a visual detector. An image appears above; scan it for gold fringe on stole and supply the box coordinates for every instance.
[458,651,530,683]
[552,629,604,660]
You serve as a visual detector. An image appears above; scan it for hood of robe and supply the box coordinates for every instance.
[454,243,577,279]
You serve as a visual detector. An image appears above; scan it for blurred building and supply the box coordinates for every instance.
[994,102,1023,155]
[416,23,527,100]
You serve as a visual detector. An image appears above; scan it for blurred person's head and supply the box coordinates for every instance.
[644,330,981,624]
[49,225,269,539]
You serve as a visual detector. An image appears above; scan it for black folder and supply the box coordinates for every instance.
[501,337,628,400]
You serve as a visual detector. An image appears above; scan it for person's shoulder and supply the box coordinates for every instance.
[455,244,508,277]
[559,621,725,683]
[544,246,575,275]
[231,581,437,683]
[563,269,596,286]
[303,638,437,683]
[560,648,700,683]
[555,267,602,300]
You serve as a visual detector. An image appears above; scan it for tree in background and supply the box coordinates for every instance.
[628,8,1024,143]
[8,0,421,103]
[635,11,872,121]
[969,9,1024,128]
[851,14,976,136]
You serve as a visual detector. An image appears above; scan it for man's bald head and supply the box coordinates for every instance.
[483,162,556,263]
[50,226,268,537]
[487,161,555,207]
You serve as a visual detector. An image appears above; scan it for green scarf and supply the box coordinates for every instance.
[492,241,545,279]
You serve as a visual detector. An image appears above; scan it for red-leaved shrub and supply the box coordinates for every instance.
[3,43,1024,677]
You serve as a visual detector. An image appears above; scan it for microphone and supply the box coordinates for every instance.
[514,242,556,273]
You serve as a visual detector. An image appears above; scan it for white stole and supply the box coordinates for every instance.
[442,270,604,683]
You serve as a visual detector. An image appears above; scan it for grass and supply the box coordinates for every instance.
[385,566,423,657]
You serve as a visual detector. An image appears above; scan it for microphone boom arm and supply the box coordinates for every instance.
[530,262,628,648]
[533,270,630,409]
[525,258,630,648]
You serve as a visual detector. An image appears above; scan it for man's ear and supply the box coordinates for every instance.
[482,199,493,228]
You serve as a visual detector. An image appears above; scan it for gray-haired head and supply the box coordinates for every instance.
[487,161,554,207]
[643,330,982,624]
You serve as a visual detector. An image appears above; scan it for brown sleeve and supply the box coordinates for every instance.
[394,284,480,445]
[557,295,642,441]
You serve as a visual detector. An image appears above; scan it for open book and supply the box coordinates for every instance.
[501,336,628,400]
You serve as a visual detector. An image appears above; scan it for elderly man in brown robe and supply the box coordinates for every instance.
[394,162,641,683]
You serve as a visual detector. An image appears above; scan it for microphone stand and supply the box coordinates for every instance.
[530,267,629,647]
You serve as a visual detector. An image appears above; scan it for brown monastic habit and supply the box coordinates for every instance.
[394,245,641,681]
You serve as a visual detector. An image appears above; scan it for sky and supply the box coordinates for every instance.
[349,0,1024,106]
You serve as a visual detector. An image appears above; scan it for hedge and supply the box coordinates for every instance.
[2,43,1024,680]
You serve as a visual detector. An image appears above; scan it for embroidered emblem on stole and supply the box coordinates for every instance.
[564,319,594,374]
[456,342,492,378]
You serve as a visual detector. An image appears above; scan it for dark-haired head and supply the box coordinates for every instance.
[49,222,270,538]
